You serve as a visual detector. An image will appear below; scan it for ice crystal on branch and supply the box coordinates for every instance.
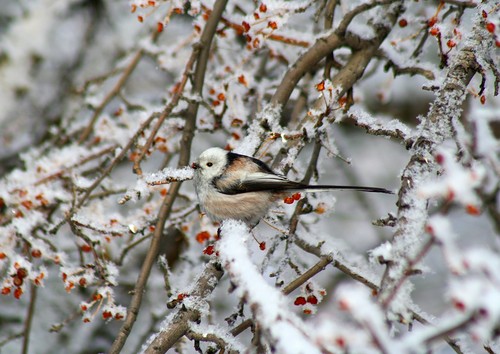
[0,0,499,353]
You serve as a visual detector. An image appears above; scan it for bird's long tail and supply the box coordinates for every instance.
[297,185,393,194]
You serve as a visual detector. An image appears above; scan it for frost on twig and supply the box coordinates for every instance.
[379,16,490,318]
[118,167,194,204]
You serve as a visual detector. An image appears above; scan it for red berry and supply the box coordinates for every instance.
[79,278,87,287]
[2,287,11,295]
[307,295,318,305]
[335,336,346,348]
[203,245,215,255]
[157,22,164,33]
[399,19,408,27]
[14,287,23,299]
[81,244,92,253]
[486,22,495,33]
[0,252,6,259]
[435,153,445,164]
[102,311,112,319]
[453,299,466,311]
[292,192,301,201]
[242,21,250,32]
[259,3,267,12]
[482,10,488,18]
[446,39,456,48]
[428,16,437,27]
[31,249,42,258]
[259,242,266,250]
[480,95,486,104]
[294,296,307,306]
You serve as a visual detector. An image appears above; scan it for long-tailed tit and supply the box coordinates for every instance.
[192,147,392,226]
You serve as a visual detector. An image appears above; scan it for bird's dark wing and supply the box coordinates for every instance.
[214,171,304,195]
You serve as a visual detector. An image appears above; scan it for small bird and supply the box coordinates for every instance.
[192,147,392,226]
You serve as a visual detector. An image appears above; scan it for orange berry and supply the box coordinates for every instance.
[259,3,267,12]
[14,288,23,299]
[238,75,248,86]
[81,244,92,253]
[316,81,325,91]
[429,27,439,36]
[268,21,277,30]
[137,15,144,23]
[338,299,349,310]
[31,249,42,258]
[446,39,456,48]
[196,231,211,243]
[283,196,294,204]
[466,204,480,215]
[2,287,11,295]
[231,118,243,127]
[242,21,250,32]
[21,200,33,210]
[0,252,6,259]
[157,22,164,33]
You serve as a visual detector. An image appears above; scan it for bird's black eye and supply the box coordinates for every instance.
[206,162,213,167]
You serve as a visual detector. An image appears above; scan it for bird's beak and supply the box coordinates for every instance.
[191,162,200,169]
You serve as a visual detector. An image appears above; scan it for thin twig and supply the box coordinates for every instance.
[21,282,37,354]
[110,1,229,352]
[79,31,161,143]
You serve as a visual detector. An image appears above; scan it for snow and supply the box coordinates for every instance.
[218,220,322,354]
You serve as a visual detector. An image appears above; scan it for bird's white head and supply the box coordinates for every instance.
[192,147,228,181]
